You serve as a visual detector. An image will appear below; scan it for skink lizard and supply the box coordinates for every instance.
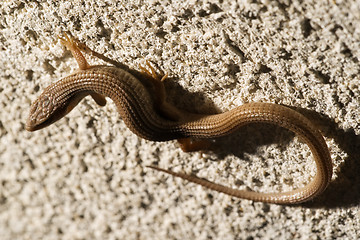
[26,34,332,204]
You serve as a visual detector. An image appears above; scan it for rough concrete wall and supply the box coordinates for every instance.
[1,1,359,239]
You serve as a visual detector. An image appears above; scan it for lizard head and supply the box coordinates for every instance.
[26,82,94,132]
[26,91,61,131]
[26,85,84,131]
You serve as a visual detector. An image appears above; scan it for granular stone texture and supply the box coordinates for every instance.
[0,1,359,239]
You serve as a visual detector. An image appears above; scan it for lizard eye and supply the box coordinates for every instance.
[36,95,53,117]
[26,94,54,131]
[42,96,50,108]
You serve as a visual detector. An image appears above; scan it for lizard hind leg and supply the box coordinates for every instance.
[139,60,168,104]
[139,61,171,104]
[139,61,185,121]
[177,138,216,152]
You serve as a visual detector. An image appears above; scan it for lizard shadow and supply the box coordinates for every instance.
[164,77,360,209]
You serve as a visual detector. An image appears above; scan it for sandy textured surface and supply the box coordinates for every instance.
[1,1,359,239]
